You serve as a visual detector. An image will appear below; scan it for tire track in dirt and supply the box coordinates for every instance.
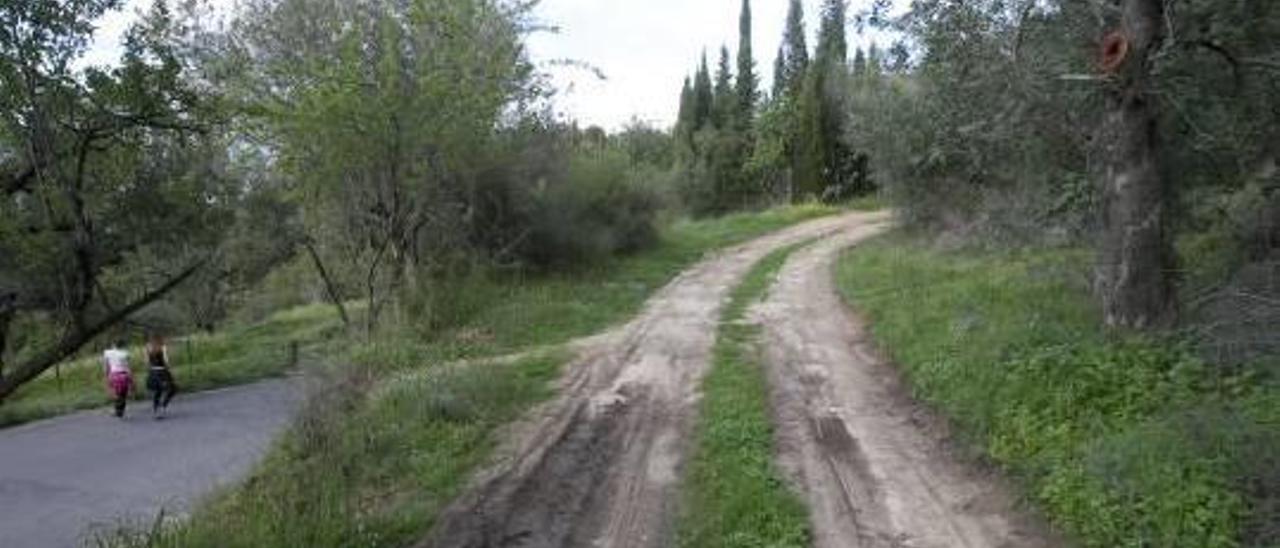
[420,212,887,548]
[753,226,1062,548]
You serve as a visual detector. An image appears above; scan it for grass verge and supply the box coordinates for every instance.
[836,233,1279,548]
[96,204,838,547]
[0,304,343,427]
[679,242,812,547]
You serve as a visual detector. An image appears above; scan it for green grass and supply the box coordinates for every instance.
[843,193,887,212]
[679,242,812,547]
[96,204,839,547]
[0,304,344,427]
[836,233,1280,548]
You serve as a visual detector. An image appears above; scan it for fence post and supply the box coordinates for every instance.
[289,341,299,368]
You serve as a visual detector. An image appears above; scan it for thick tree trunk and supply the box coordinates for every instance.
[1096,0,1176,330]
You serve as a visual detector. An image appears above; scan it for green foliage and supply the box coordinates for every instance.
[775,0,809,99]
[680,242,811,548]
[229,0,543,333]
[523,147,661,267]
[735,0,758,129]
[837,234,1280,547]
[0,0,238,397]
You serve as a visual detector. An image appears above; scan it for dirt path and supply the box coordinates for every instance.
[753,227,1060,548]
[421,212,888,548]
[0,378,303,548]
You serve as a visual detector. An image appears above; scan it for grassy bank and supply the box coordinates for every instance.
[837,234,1279,548]
[0,304,343,427]
[100,204,837,547]
[679,242,811,547]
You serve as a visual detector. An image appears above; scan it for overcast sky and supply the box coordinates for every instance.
[84,0,894,131]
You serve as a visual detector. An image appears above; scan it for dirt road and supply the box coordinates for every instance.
[753,227,1058,548]
[0,378,303,548]
[422,212,888,548]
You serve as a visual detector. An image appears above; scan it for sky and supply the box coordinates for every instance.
[83,0,894,131]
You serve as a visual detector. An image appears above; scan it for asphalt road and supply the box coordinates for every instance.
[0,378,304,548]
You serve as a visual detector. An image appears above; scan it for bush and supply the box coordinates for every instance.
[522,147,661,268]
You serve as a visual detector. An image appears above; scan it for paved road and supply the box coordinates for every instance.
[0,378,304,548]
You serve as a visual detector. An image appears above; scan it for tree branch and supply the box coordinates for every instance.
[0,259,207,402]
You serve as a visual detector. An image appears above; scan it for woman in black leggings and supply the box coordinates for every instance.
[145,335,178,419]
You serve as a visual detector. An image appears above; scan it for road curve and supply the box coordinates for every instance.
[422,212,889,548]
[0,377,303,548]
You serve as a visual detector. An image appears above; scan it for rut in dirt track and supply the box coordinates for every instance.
[420,212,887,548]
[753,226,1061,548]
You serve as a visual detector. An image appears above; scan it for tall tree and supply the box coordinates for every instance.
[779,0,809,98]
[1096,0,1176,328]
[713,46,735,128]
[693,52,714,131]
[0,0,229,400]
[676,75,695,147]
[815,0,848,70]
[735,0,758,123]
[795,0,854,199]
[772,45,788,99]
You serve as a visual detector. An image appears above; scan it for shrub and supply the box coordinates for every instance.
[522,147,661,267]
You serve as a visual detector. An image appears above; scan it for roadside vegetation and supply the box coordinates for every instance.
[679,242,811,548]
[838,235,1280,548]
[97,205,836,547]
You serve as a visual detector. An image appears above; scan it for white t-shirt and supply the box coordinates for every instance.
[103,348,130,374]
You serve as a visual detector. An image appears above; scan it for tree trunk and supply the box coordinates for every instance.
[303,239,350,327]
[0,294,13,380]
[1096,0,1176,330]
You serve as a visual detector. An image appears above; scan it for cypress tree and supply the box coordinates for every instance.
[713,46,734,128]
[772,45,787,99]
[735,0,758,122]
[815,0,847,73]
[780,0,809,98]
[676,76,695,146]
[693,52,713,131]
[795,0,852,200]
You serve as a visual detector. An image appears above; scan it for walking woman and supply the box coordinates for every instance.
[102,340,133,418]
[145,335,178,419]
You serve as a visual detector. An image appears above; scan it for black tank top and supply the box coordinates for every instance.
[148,349,168,369]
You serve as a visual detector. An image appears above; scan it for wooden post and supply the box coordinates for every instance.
[289,341,299,368]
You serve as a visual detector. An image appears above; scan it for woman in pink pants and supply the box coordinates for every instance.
[103,340,134,418]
